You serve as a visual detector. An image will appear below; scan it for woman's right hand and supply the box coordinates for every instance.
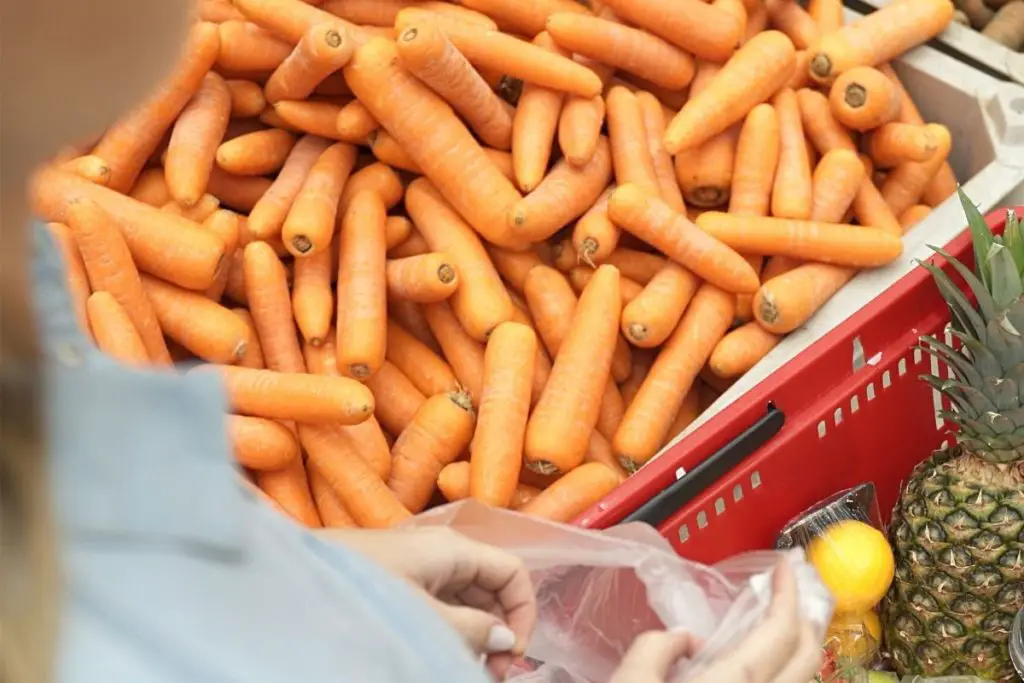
[609,560,823,683]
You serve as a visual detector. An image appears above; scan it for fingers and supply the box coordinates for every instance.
[424,594,519,661]
[609,631,695,683]
[769,620,823,683]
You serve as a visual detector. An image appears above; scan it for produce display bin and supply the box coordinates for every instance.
[574,21,1024,559]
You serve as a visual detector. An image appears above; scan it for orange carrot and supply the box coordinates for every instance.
[386,253,460,304]
[46,222,92,337]
[558,94,606,169]
[809,0,845,33]
[808,0,954,84]
[394,8,603,98]
[662,387,701,449]
[216,129,297,176]
[880,123,952,218]
[524,265,621,474]
[766,0,820,48]
[232,308,266,368]
[621,264,700,348]
[771,88,813,220]
[229,415,300,470]
[422,301,487,405]
[225,79,267,117]
[571,188,619,265]
[709,321,782,378]
[470,322,537,507]
[730,103,780,218]
[59,155,112,187]
[636,91,687,215]
[519,462,621,522]
[396,21,515,151]
[337,162,404,215]
[165,73,232,208]
[201,210,242,301]
[664,31,796,153]
[292,249,334,346]
[366,130,421,173]
[86,292,150,366]
[384,216,414,252]
[385,319,458,396]
[270,100,348,139]
[248,135,332,240]
[510,136,613,242]
[438,461,542,508]
[828,66,900,131]
[675,94,739,209]
[93,23,220,192]
[243,241,306,373]
[460,0,588,35]
[162,193,222,223]
[300,423,411,529]
[307,466,357,528]
[754,262,855,333]
[405,179,515,341]
[233,0,355,44]
[796,87,857,154]
[255,459,323,527]
[546,13,695,90]
[335,99,379,141]
[345,39,525,249]
[899,204,931,232]
[129,168,172,207]
[512,32,568,192]
[867,122,939,168]
[336,190,387,379]
[65,199,172,364]
[596,379,626,442]
[202,0,247,22]
[201,169,266,213]
[217,20,292,71]
[488,246,544,293]
[387,230,430,259]
[215,364,374,423]
[608,185,759,294]
[606,86,659,195]
[614,284,735,470]
[696,211,903,266]
[265,21,354,103]
[363,360,427,434]
[389,299,441,354]
[523,265,578,357]
[320,0,417,25]
[568,267,643,305]
[810,148,865,223]
[282,142,357,256]
[598,0,741,61]
[596,250,668,285]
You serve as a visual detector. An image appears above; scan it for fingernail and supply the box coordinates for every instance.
[485,625,517,654]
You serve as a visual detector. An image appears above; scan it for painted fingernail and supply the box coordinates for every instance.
[485,625,517,654]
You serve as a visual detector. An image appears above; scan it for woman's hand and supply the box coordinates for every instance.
[321,527,536,680]
[610,560,823,683]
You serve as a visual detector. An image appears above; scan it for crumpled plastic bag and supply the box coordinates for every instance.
[405,500,835,683]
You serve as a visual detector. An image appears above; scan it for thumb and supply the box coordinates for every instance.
[425,595,519,657]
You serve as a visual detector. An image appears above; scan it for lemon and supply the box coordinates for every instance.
[806,520,895,614]
[825,609,883,661]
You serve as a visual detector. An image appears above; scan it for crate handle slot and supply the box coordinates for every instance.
[619,403,785,528]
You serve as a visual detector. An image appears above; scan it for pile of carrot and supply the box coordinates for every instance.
[32,0,956,528]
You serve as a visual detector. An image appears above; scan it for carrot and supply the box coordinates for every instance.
[438,462,542,508]
[568,267,643,305]
[269,100,344,139]
[662,387,701,448]
[581,431,627,481]
[225,79,267,117]
[771,88,813,220]
[405,179,515,341]
[619,349,654,407]
[828,66,900,131]
[217,20,292,71]
[796,87,856,154]
[307,466,357,528]
[754,262,855,333]
[614,283,735,470]
[300,423,411,529]
[363,361,427,435]
[162,193,222,223]
[216,129,297,176]
[200,209,242,301]
[422,301,487,405]
[519,462,621,522]
[765,0,820,48]
[709,320,782,379]
[488,247,544,293]
[899,204,931,232]
[811,149,865,226]
[291,249,333,346]
[396,21,515,151]
[608,185,759,294]
[596,250,668,286]
[265,21,354,103]
[511,32,568,192]
[129,168,172,207]
[387,231,429,259]
[345,39,525,249]
[335,190,387,379]
[510,137,613,242]
[809,0,844,32]
[233,0,354,44]
[808,0,954,83]
[381,216,414,253]
[880,123,952,218]
[867,122,938,168]
[335,100,379,141]
[320,0,415,25]
[675,117,739,209]
[202,0,246,22]
[255,459,323,527]
[215,364,374,423]
[546,13,695,91]
[664,31,796,154]
[282,143,357,256]
[523,265,577,357]
[248,135,332,240]
[524,265,620,474]
[394,8,603,98]
[468,322,536,507]
[553,238,577,272]
[389,300,439,352]
[364,131,418,173]
[571,188,618,265]
[598,0,740,61]
[981,1,1024,47]
[385,253,460,304]
[730,103,780,218]
[385,319,458,397]
[606,86,659,195]
[636,91,686,215]
[46,223,92,338]
[232,308,265,368]
[460,0,589,35]
[338,162,404,216]
[165,73,232,208]
[64,199,172,364]
[86,292,150,365]
[59,155,112,187]
[229,414,300,470]
[696,211,903,266]
[596,379,627,442]
[243,241,306,372]
[621,264,700,348]
[558,93,606,169]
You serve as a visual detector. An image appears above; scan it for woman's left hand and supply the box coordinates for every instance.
[320,527,537,680]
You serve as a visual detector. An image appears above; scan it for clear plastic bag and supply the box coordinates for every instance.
[405,500,834,683]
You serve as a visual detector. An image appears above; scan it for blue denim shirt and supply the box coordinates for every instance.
[33,226,491,683]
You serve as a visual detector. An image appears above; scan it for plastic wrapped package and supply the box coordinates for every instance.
[404,500,834,683]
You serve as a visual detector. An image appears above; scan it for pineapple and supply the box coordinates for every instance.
[883,191,1024,681]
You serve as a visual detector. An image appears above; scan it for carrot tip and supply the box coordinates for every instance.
[400,27,419,42]
[349,363,371,379]
[526,460,561,476]
[325,29,344,48]
[758,294,780,325]
[437,264,456,285]
[810,53,832,79]
[844,84,868,108]
[618,456,639,475]
[626,323,648,344]
[292,235,313,254]
[448,389,474,413]
[690,187,729,208]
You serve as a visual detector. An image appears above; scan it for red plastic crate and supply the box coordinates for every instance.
[576,207,1017,565]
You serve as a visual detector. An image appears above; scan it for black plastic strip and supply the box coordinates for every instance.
[620,403,785,528]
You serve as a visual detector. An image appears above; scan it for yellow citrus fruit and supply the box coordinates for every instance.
[806,520,894,614]
[825,610,883,661]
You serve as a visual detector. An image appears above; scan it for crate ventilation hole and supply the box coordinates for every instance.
[676,470,762,545]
